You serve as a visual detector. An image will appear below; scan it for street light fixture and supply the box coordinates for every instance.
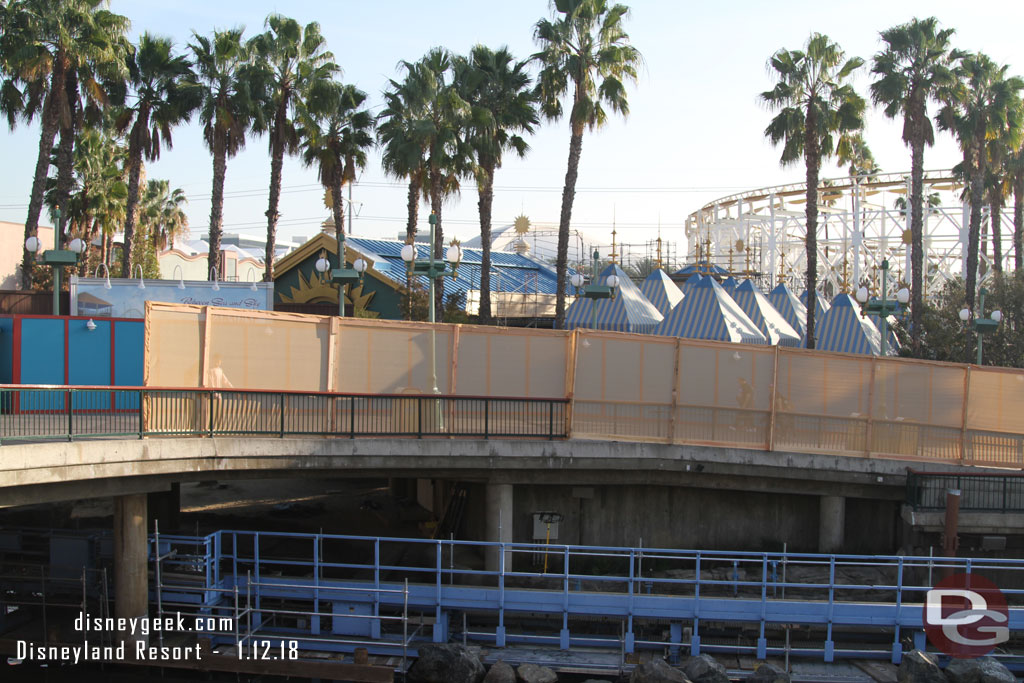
[570,249,619,329]
[25,207,84,315]
[400,213,463,394]
[959,287,1001,365]
[855,258,907,356]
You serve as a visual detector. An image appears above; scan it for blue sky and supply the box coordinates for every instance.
[2,1,1023,260]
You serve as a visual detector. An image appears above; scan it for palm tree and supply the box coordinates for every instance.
[870,17,956,355]
[1007,132,1024,270]
[378,72,429,248]
[0,0,128,288]
[937,53,1024,310]
[533,0,641,329]
[762,33,865,350]
[299,83,374,249]
[381,50,470,320]
[249,15,338,281]
[455,45,537,325]
[190,28,266,281]
[140,179,189,251]
[113,33,199,279]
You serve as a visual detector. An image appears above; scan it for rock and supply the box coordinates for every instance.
[944,656,1016,683]
[897,650,945,683]
[484,660,517,683]
[407,644,485,683]
[630,657,691,683]
[517,662,559,683]
[747,662,790,683]
[681,654,729,683]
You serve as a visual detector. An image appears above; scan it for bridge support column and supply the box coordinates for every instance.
[485,484,513,575]
[114,493,148,652]
[818,495,845,553]
[148,483,180,533]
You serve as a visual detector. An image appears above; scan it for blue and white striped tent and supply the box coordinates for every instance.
[871,315,901,354]
[565,264,663,333]
[816,294,886,355]
[639,270,684,315]
[732,280,802,347]
[653,276,766,344]
[801,289,831,315]
[682,273,705,292]
[769,283,807,340]
[720,276,738,295]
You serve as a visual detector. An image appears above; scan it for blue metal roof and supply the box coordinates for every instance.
[653,276,766,344]
[720,276,738,294]
[732,280,802,347]
[769,283,807,340]
[801,289,831,315]
[681,273,705,292]
[565,264,663,333]
[346,237,568,307]
[639,270,684,315]
[815,294,884,355]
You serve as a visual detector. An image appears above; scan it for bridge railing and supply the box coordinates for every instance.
[906,469,1024,512]
[0,385,568,443]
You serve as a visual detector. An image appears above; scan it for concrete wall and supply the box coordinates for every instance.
[844,498,899,555]
[512,484,821,553]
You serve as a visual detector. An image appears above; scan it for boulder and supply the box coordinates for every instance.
[944,656,1016,683]
[407,644,485,683]
[630,657,691,683]
[517,662,559,683]
[897,650,945,683]
[746,662,790,683]
[484,660,517,683]
[681,654,729,683]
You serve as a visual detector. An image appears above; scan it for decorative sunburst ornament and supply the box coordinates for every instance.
[513,214,531,235]
[323,189,334,209]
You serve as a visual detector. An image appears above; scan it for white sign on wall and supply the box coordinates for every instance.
[70,276,274,319]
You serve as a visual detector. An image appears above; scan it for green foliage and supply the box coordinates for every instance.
[917,274,1024,367]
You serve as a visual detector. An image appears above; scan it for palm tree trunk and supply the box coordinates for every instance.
[122,115,148,279]
[208,133,227,281]
[990,195,1003,273]
[965,146,985,311]
[54,100,77,246]
[22,60,68,289]
[1014,171,1023,271]
[406,176,421,243]
[264,108,287,282]
[555,128,584,329]
[477,159,496,325]
[909,138,925,357]
[430,170,444,322]
[803,107,819,350]
[331,171,345,245]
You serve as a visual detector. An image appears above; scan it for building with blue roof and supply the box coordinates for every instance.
[273,231,572,323]
[815,294,887,355]
[565,264,663,333]
[652,277,766,344]
[639,270,684,316]
[720,276,738,295]
[731,280,802,347]
[801,289,831,316]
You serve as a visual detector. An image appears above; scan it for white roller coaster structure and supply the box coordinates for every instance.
[685,169,1016,298]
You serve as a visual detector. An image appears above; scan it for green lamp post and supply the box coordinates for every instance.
[855,259,909,357]
[400,213,463,393]
[959,288,1002,365]
[25,207,85,315]
[314,230,368,317]
[570,249,619,329]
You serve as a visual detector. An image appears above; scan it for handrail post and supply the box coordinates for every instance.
[350,395,355,438]
[279,393,285,438]
[138,390,145,439]
[66,389,72,441]
[549,401,554,440]
[418,397,423,439]
[208,390,214,437]
[484,399,489,439]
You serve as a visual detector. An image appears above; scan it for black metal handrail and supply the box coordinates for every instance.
[0,385,569,444]
[906,469,1024,512]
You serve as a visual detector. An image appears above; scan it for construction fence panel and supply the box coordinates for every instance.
[572,330,676,442]
[144,304,204,387]
[334,319,454,395]
[870,359,965,462]
[773,350,871,457]
[453,326,570,398]
[966,368,1024,468]
[675,342,773,449]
